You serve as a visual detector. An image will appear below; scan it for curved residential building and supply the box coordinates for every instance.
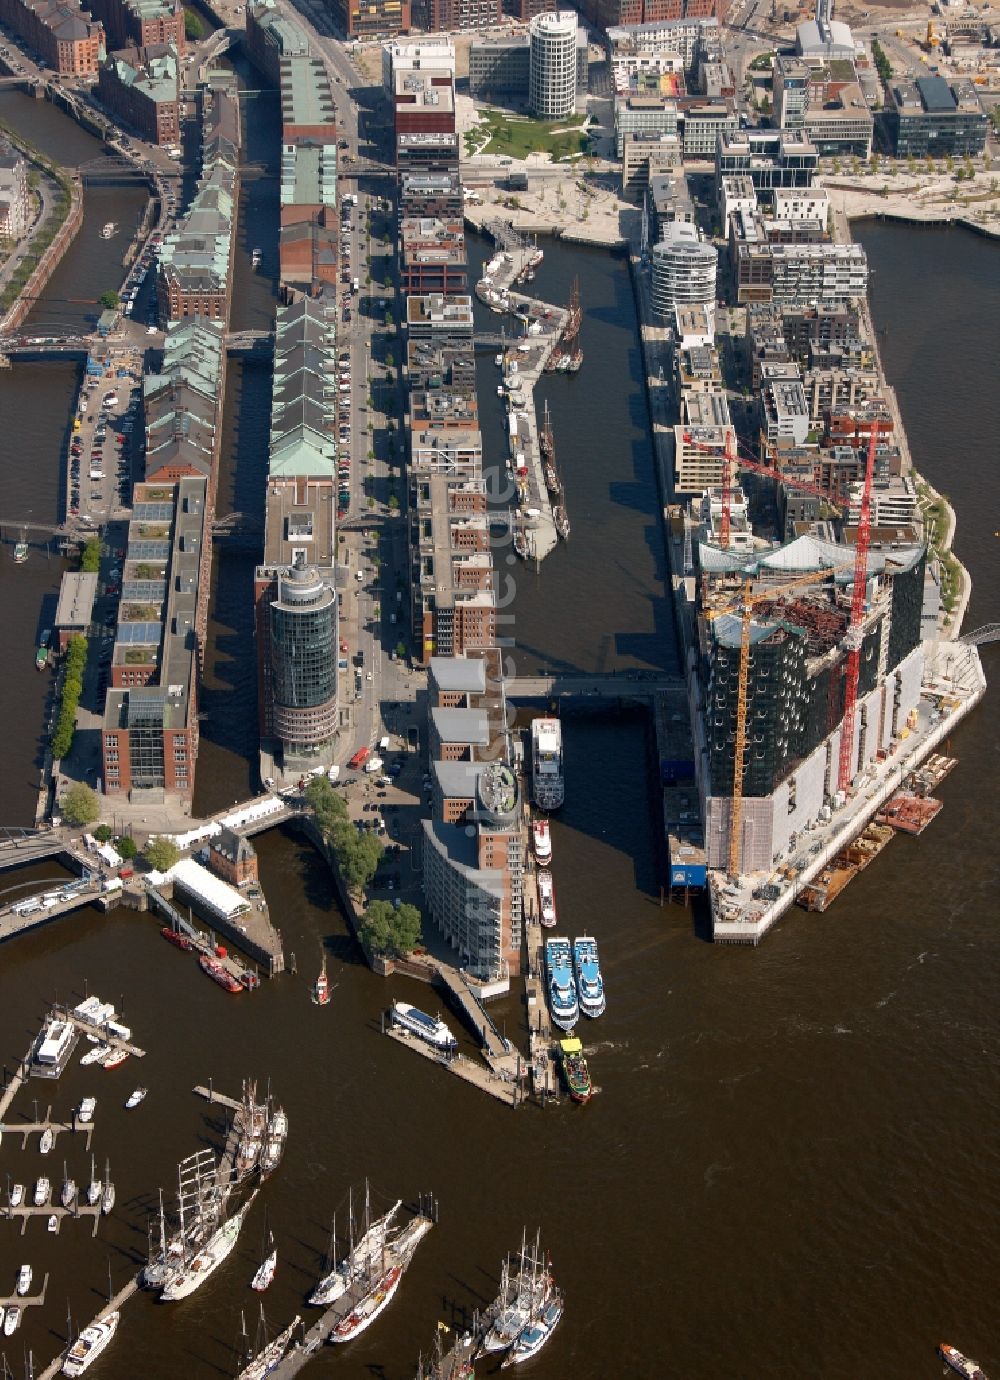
[268,564,338,756]
[529,11,577,121]
[650,222,717,320]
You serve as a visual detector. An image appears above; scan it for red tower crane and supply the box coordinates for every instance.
[836,423,879,794]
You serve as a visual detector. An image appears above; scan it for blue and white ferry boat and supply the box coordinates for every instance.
[545,938,578,1031]
[572,936,606,1019]
[389,1001,456,1053]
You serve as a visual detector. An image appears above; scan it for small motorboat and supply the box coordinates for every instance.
[100,1048,128,1069]
[125,1088,147,1109]
[77,1096,96,1123]
[16,1265,31,1296]
[102,1179,115,1215]
[33,1178,50,1207]
[39,1128,54,1155]
[4,1305,20,1335]
[47,1215,58,1233]
[9,1184,24,1209]
[80,1044,107,1066]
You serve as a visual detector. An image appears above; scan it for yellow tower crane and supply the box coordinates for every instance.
[707,563,854,880]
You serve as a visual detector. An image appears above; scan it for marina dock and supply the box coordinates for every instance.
[34,1274,140,1380]
[0,1110,93,1154]
[4,1201,103,1236]
[267,1211,434,1377]
[383,1025,521,1106]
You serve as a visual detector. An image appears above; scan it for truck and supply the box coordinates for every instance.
[363,755,383,775]
[348,747,371,771]
[351,277,359,294]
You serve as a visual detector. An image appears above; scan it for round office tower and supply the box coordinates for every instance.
[529,11,578,121]
[268,564,338,754]
[650,223,718,320]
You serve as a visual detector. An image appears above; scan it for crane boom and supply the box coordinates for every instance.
[709,563,853,877]
[836,423,879,793]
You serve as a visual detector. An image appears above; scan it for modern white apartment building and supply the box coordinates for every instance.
[651,222,717,320]
[529,10,578,120]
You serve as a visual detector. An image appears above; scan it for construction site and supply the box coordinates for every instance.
[653,314,988,942]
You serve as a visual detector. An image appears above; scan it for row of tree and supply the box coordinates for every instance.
[305,777,422,958]
[306,776,384,891]
[51,635,88,761]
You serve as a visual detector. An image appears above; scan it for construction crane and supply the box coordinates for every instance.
[683,431,845,540]
[707,563,854,879]
[837,423,879,795]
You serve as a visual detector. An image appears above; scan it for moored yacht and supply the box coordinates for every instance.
[537,870,556,929]
[16,1265,31,1296]
[545,938,578,1031]
[532,819,551,865]
[572,936,606,1019]
[62,1310,119,1376]
[33,1178,51,1206]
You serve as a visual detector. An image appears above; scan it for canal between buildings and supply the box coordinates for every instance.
[0,80,997,1379]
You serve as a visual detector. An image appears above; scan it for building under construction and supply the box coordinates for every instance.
[696,534,926,873]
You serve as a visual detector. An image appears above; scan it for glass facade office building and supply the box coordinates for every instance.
[268,564,338,757]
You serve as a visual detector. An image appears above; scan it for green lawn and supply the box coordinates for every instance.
[471,111,589,163]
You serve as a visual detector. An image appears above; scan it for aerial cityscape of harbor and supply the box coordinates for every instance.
[0,0,997,1374]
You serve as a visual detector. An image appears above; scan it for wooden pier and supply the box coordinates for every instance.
[34,1274,140,1380]
[0,1272,48,1311]
[0,1111,94,1153]
[192,1084,245,1192]
[267,1212,434,1378]
[3,1201,103,1236]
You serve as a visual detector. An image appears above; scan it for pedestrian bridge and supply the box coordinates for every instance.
[960,623,1000,647]
[508,670,681,701]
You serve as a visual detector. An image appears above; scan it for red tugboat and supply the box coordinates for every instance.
[312,955,331,1006]
[199,954,243,994]
[161,926,193,952]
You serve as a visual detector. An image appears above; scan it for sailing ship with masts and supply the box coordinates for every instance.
[143,1148,222,1288]
[479,1231,559,1364]
[235,1308,300,1380]
[308,1185,402,1307]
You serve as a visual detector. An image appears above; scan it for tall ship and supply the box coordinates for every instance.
[237,1312,300,1380]
[329,1260,403,1344]
[309,1191,402,1308]
[160,1191,257,1301]
[531,718,564,811]
[143,1150,222,1289]
[572,936,606,1018]
[479,1232,552,1360]
[501,1288,563,1368]
[545,938,578,1031]
[234,1080,268,1181]
[939,1345,988,1380]
[61,1310,119,1377]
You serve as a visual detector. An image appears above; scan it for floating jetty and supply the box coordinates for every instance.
[0,1272,48,1312]
[4,1200,103,1236]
